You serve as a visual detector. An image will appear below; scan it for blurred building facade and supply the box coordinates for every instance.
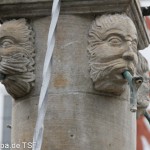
[137,116,150,150]
[0,85,12,150]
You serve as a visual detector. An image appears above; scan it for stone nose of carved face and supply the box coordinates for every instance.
[122,50,135,61]
[122,43,136,61]
[122,40,137,62]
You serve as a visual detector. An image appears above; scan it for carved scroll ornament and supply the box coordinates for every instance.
[87,14,138,96]
[0,19,35,99]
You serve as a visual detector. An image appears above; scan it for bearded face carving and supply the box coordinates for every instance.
[0,19,35,99]
[136,52,150,118]
[88,14,138,96]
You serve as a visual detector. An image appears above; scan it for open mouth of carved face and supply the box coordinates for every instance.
[0,73,6,81]
[112,67,134,83]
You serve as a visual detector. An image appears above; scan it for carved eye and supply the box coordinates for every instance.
[1,39,14,48]
[108,36,122,46]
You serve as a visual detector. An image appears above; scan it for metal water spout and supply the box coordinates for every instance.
[122,70,143,112]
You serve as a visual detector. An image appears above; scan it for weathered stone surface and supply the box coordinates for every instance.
[0,0,148,56]
[0,19,35,99]
[88,14,138,96]
[12,93,136,150]
[0,0,136,14]
[1,1,148,150]
[11,15,136,150]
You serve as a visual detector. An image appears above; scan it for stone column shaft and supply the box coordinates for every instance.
[12,15,136,150]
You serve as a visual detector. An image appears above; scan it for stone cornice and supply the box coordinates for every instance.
[127,0,150,50]
[0,0,149,49]
[0,0,130,18]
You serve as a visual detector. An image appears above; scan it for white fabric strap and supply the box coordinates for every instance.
[32,0,61,150]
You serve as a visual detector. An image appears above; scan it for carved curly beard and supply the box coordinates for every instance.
[136,52,150,118]
[89,58,135,95]
[137,82,149,108]
[0,52,35,99]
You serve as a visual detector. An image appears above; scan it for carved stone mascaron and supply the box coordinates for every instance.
[0,19,35,99]
[87,13,150,116]
[88,14,138,96]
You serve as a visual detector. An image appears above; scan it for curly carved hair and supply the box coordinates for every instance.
[87,14,137,57]
[1,19,35,55]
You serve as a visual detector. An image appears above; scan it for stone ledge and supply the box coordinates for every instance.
[0,0,149,49]
[0,0,130,18]
[127,0,150,50]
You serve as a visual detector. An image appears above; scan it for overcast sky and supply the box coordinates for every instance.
[140,0,150,67]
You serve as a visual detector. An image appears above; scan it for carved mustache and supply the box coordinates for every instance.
[0,52,34,75]
[89,58,135,82]
[0,52,35,98]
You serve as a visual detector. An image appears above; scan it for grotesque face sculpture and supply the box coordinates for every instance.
[0,19,35,99]
[88,14,138,96]
[136,52,150,118]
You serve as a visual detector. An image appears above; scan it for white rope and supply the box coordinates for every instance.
[32,0,61,150]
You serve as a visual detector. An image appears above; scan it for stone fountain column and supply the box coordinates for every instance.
[0,1,149,150]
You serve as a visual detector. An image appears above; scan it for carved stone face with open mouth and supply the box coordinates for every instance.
[136,53,150,118]
[87,14,138,96]
[0,19,35,99]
